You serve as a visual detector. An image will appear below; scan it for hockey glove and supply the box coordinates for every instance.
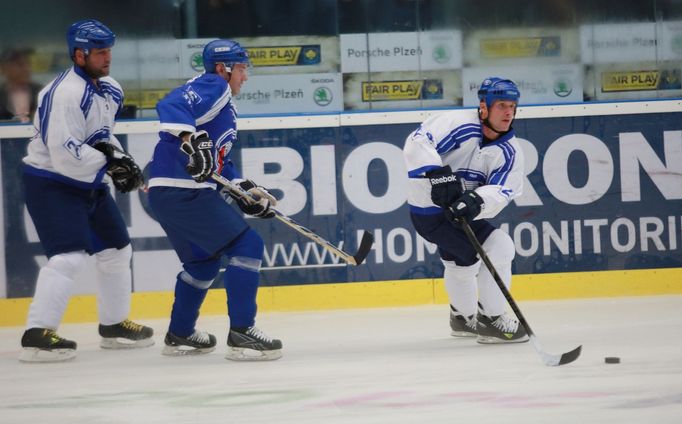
[180,131,214,183]
[229,179,277,219]
[426,165,463,208]
[92,142,144,193]
[445,190,484,224]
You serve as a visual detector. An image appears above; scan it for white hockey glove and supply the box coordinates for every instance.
[228,179,277,219]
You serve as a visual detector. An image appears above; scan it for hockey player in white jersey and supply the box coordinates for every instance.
[19,20,153,362]
[403,77,528,344]
[147,39,282,361]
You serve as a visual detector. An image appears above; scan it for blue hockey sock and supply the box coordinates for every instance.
[169,276,208,337]
[224,265,258,328]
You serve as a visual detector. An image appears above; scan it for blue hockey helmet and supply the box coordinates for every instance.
[477,77,520,107]
[202,39,249,73]
[67,19,116,58]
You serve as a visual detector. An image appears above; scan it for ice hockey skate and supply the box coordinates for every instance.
[162,330,216,356]
[449,306,478,337]
[476,312,529,344]
[99,319,154,349]
[226,326,282,361]
[19,328,77,362]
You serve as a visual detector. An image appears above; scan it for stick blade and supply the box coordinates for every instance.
[531,336,582,366]
[352,231,374,265]
[557,345,582,366]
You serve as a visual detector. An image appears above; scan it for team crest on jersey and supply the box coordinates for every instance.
[63,138,82,159]
[182,86,202,106]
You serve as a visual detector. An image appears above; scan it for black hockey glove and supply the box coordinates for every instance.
[92,142,144,193]
[228,179,277,219]
[445,190,484,224]
[180,131,214,182]
[426,165,463,208]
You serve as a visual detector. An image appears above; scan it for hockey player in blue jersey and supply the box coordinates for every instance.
[403,77,529,344]
[20,20,153,362]
[148,39,282,361]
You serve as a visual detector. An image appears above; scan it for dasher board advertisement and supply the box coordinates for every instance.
[340,31,462,73]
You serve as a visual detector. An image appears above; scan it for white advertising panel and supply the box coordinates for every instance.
[112,39,182,82]
[462,65,583,106]
[233,73,343,114]
[656,20,682,61]
[178,38,215,78]
[340,31,462,73]
[580,22,658,64]
[179,36,339,78]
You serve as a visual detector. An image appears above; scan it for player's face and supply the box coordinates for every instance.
[76,47,112,79]
[228,63,249,95]
[486,100,516,132]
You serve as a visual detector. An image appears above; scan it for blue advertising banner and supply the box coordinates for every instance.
[2,111,681,298]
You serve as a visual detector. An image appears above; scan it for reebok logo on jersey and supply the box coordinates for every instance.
[429,175,458,185]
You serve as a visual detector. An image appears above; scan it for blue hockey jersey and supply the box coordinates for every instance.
[148,73,241,189]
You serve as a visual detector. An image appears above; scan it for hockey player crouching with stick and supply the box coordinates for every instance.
[147,40,282,361]
[403,77,529,344]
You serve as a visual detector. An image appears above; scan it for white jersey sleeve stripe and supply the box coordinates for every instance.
[196,85,231,126]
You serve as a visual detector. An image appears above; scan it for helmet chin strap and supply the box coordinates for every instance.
[479,108,505,136]
[482,117,506,135]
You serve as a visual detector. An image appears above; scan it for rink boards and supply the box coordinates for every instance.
[0,101,681,325]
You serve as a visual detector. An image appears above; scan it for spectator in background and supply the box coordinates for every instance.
[0,48,42,123]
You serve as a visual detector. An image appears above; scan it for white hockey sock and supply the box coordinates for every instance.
[26,252,86,330]
[442,259,480,317]
[95,245,132,325]
[477,230,515,317]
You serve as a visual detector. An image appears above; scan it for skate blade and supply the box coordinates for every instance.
[161,344,215,356]
[477,335,530,344]
[450,330,477,338]
[100,337,155,350]
[225,347,282,362]
[19,347,76,363]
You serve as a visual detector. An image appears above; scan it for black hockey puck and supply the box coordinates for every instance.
[604,357,620,364]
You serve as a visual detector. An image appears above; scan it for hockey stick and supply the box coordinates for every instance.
[211,173,374,266]
[457,217,582,366]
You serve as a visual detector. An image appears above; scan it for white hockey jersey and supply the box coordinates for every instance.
[23,65,124,189]
[403,109,524,220]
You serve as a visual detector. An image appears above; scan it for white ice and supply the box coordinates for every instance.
[1,295,681,424]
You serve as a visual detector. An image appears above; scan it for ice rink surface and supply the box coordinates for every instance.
[1,295,681,424]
